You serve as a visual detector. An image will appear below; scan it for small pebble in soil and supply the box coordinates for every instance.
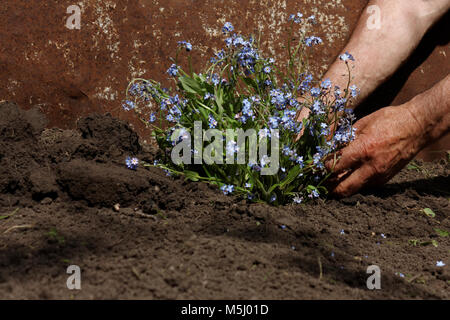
[40,197,53,205]
[340,229,345,235]
[113,203,120,212]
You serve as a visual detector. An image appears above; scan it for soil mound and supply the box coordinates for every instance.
[0,101,448,300]
[0,102,170,209]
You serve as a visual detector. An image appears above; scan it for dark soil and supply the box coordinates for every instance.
[0,101,449,299]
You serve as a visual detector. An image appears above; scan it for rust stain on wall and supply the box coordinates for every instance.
[0,0,448,157]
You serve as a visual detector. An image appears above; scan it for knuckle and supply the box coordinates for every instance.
[356,141,371,162]
[371,162,387,176]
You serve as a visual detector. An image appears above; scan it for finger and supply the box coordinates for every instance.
[325,140,365,173]
[296,106,311,123]
[325,168,353,191]
[332,165,375,197]
[295,107,311,141]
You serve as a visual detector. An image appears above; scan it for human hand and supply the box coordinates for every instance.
[325,103,428,197]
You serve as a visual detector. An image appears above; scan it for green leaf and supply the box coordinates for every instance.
[184,170,201,182]
[407,162,421,172]
[241,77,258,89]
[179,75,203,95]
[277,165,301,190]
[408,239,438,247]
[435,228,449,237]
[0,208,19,220]
[214,87,224,116]
[421,208,436,218]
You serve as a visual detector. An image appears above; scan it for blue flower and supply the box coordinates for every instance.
[204,92,214,100]
[166,114,176,122]
[211,73,220,86]
[268,116,279,129]
[177,127,190,141]
[312,100,324,114]
[289,98,299,108]
[307,15,316,24]
[167,64,179,76]
[309,189,320,198]
[436,261,446,267]
[240,98,254,123]
[270,194,277,203]
[149,112,156,123]
[245,183,252,188]
[296,156,304,167]
[320,123,329,136]
[304,36,322,47]
[313,152,324,168]
[249,162,261,172]
[288,12,303,24]
[340,51,355,62]
[128,83,141,97]
[298,74,313,92]
[334,86,342,98]
[177,41,192,51]
[340,229,345,235]
[226,140,239,155]
[225,37,233,48]
[208,114,218,128]
[125,156,139,170]
[259,128,271,139]
[170,94,180,104]
[222,22,234,34]
[263,66,271,74]
[349,84,360,98]
[293,196,302,204]
[233,36,245,47]
[260,155,271,167]
[282,145,293,156]
[122,100,136,111]
[220,184,235,195]
[321,78,332,90]
[310,87,321,97]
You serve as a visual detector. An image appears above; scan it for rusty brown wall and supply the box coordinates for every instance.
[0,0,448,157]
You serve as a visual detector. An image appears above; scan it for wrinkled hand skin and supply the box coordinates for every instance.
[321,74,450,197]
[326,104,426,197]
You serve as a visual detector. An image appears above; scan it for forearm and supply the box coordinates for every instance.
[323,0,450,107]
[407,74,450,148]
